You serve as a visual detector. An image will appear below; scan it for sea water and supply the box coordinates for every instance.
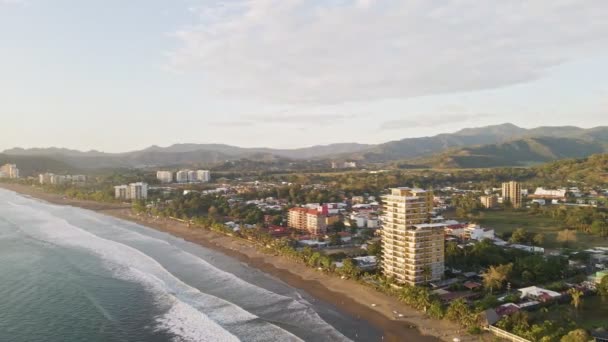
[0,189,382,342]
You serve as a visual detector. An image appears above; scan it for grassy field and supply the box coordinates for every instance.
[536,297,608,331]
[447,209,608,249]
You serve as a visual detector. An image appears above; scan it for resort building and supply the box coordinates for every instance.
[502,181,522,208]
[156,171,173,184]
[381,187,444,285]
[0,164,19,178]
[288,207,327,235]
[479,195,497,209]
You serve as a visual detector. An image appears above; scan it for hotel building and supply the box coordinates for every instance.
[288,207,327,235]
[156,171,173,184]
[381,187,444,285]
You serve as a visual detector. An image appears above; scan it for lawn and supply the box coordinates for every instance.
[447,209,608,249]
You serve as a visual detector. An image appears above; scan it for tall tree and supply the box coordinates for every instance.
[482,263,513,294]
[568,288,583,311]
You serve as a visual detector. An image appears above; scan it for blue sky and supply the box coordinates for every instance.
[1,0,607,152]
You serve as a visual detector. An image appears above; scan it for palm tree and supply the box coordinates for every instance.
[569,288,583,310]
[482,263,512,294]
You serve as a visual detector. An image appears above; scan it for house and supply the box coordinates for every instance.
[518,286,561,302]
[480,309,500,327]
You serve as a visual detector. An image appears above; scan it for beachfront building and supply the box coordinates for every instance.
[288,207,327,235]
[39,173,86,185]
[114,182,148,200]
[381,187,444,285]
[502,181,522,208]
[156,171,173,184]
[479,195,498,209]
[0,164,19,178]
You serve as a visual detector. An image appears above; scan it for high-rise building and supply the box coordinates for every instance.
[156,171,173,184]
[187,170,198,183]
[176,170,189,183]
[479,195,497,209]
[381,187,444,285]
[196,170,211,183]
[502,181,522,208]
[288,207,327,235]
[0,164,19,178]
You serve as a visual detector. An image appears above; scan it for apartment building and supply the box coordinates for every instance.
[479,195,498,209]
[381,187,444,285]
[114,182,148,200]
[39,173,86,185]
[288,207,327,235]
[196,170,211,182]
[502,181,522,208]
[0,164,19,178]
[176,170,189,183]
[156,171,173,184]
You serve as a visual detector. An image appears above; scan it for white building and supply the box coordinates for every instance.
[156,171,173,184]
[176,170,189,183]
[114,182,148,200]
[187,170,198,182]
[0,164,19,178]
[196,170,210,182]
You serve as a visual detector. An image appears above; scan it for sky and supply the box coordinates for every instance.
[1,0,607,152]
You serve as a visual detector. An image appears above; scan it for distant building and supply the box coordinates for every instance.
[381,187,443,285]
[114,182,148,200]
[288,207,327,235]
[502,181,522,208]
[39,173,86,185]
[156,171,173,184]
[196,170,210,182]
[331,161,357,169]
[530,187,567,201]
[176,170,189,183]
[0,164,19,178]
[479,195,497,209]
[187,170,198,182]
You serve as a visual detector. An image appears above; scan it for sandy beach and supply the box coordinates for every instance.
[0,183,479,342]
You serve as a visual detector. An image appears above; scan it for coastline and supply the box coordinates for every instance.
[0,183,473,342]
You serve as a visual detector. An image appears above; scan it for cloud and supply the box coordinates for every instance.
[170,0,608,104]
[379,113,489,130]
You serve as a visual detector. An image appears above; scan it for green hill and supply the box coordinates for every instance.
[0,154,77,177]
[404,137,608,168]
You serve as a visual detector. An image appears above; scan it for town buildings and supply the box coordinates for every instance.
[114,182,148,200]
[38,173,86,185]
[288,207,328,235]
[480,195,498,209]
[381,187,444,285]
[502,181,522,208]
[0,164,19,178]
[176,170,189,183]
[156,171,173,184]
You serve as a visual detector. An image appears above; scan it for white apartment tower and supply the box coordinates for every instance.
[196,170,210,182]
[114,182,148,200]
[381,187,444,285]
[176,170,189,183]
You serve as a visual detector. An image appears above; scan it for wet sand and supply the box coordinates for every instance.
[1,183,480,342]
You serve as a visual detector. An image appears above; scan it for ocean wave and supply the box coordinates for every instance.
[1,194,304,342]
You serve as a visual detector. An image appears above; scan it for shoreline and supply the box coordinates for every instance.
[0,183,473,342]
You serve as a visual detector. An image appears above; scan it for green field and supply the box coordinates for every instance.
[536,296,608,331]
[448,209,608,249]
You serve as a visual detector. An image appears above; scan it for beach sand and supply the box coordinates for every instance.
[0,183,483,342]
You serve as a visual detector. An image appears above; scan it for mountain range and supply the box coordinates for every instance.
[3,123,608,174]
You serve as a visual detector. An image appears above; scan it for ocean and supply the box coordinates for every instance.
[0,189,383,342]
